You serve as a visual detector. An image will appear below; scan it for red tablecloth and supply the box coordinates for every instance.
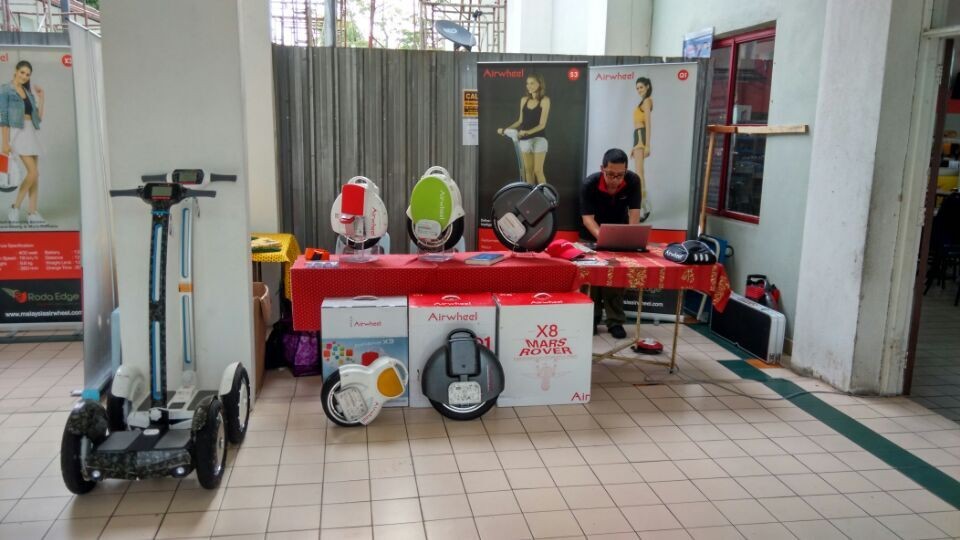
[290,249,732,331]
[291,252,579,331]
[577,246,732,311]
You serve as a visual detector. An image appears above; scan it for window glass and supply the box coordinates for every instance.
[704,32,775,219]
[733,38,775,124]
[725,134,766,216]
[706,46,731,210]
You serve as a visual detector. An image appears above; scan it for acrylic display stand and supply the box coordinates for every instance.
[340,243,381,263]
[417,246,457,263]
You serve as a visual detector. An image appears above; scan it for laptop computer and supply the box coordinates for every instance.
[588,224,652,252]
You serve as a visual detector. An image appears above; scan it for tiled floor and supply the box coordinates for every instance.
[912,283,960,421]
[1,324,960,539]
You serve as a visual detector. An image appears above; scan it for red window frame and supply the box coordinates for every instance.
[706,27,776,224]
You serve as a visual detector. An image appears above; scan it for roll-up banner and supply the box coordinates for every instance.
[477,62,588,250]
[587,63,699,320]
[0,46,82,328]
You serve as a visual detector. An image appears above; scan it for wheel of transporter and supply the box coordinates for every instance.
[106,391,131,433]
[321,371,363,428]
[61,431,97,494]
[223,365,251,444]
[490,182,559,253]
[428,398,497,422]
[61,402,108,495]
[194,399,227,489]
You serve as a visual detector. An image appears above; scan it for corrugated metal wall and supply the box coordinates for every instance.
[273,46,709,251]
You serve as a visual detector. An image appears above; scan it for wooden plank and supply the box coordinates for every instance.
[736,124,808,135]
[706,125,738,134]
[708,124,809,135]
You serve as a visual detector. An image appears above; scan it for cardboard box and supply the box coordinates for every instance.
[407,293,497,408]
[495,292,593,406]
[252,282,271,394]
[321,296,409,406]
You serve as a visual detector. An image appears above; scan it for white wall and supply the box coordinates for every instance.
[649,0,828,344]
[102,0,257,393]
[239,0,279,233]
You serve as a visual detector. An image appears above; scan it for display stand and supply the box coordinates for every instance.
[417,246,456,263]
[589,285,684,373]
[340,244,380,263]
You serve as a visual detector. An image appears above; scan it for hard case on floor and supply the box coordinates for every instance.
[709,292,785,364]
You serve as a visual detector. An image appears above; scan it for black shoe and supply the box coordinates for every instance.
[608,324,627,339]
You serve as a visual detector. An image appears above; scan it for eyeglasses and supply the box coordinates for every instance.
[603,170,626,179]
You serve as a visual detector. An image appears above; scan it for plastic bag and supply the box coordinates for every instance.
[745,274,783,312]
[265,309,321,378]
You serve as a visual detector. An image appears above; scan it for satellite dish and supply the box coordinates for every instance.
[435,20,476,51]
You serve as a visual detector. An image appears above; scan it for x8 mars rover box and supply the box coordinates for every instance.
[408,294,497,408]
[494,292,593,406]
[321,296,409,406]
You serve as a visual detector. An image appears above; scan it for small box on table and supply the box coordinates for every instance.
[494,292,593,406]
[407,293,497,408]
[320,296,409,406]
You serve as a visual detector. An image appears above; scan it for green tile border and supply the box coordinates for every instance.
[712,357,960,510]
[681,323,960,509]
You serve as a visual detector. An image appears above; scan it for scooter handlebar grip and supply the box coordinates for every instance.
[210,173,237,182]
[186,189,217,198]
[109,188,141,198]
[141,174,167,183]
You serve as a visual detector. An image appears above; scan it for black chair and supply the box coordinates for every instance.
[925,192,960,305]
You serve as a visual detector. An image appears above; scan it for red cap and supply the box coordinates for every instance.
[546,239,584,260]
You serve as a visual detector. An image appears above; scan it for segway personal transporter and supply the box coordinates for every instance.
[61,171,250,494]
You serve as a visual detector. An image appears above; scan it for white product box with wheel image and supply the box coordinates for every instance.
[408,293,498,408]
[321,296,409,406]
[494,292,593,406]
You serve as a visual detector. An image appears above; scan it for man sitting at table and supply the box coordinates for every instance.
[579,148,642,339]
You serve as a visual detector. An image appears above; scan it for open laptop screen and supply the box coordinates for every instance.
[594,224,652,252]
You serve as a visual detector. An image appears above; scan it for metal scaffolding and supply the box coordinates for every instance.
[1,0,100,33]
[270,0,507,50]
[270,0,351,47]
[419,0,506,53]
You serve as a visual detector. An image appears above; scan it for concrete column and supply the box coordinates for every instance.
[605,0,652,56]
[793,0,923,393]
[505,0,554,54]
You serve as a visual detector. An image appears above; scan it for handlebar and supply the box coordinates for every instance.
[210,173,237,183]
[109,186,217,200]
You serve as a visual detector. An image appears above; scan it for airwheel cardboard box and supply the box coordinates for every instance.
[408,293,497,408]
[321,296,409,406]
[495,292,593,406]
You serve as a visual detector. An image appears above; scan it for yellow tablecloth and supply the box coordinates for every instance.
[251,233,300,298]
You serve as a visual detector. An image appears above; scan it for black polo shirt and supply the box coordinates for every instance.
[579,171,642,240]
